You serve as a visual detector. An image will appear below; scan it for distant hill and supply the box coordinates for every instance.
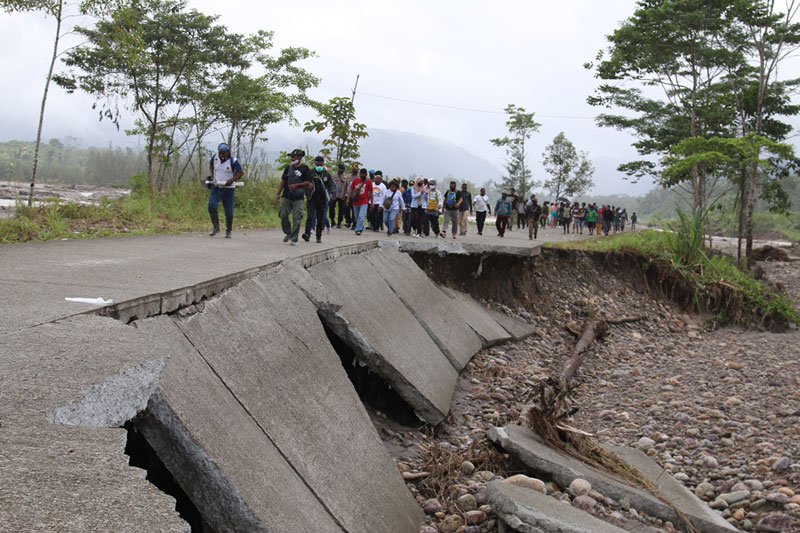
[262,128,503,183]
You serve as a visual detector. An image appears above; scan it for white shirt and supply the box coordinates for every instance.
[372,182,387,205]
[383,189,406,211]
[474,194,490,212]
[212,155,239,189]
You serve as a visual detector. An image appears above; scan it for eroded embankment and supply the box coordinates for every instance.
[411,247,794,331]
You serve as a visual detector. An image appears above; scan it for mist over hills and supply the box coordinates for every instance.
[263,127,503,183]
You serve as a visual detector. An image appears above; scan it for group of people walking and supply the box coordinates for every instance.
[205,145,637,244]
[272,151,489,245]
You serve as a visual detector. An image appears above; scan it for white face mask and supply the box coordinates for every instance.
[291,159,301,166]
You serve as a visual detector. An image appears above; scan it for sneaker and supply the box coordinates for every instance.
[477,232,482,235]
[290,239,297,246]
[283,234,290,243]
[387,231,392,237]
[355,231,362,236]
[209,227,219,237]
[439,232,445,238]
[452,235,456,239]
[301,233,310,242]
[327,227,331,234]
[316,237,322,243]
[225,230,231,239]
[337,224,342,229]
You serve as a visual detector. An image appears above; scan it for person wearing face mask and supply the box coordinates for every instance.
[207,143,244,238]
[346,168,373,235]
[275,148,312,245]
[424,179,442,237]
[494,190,513,237]
[302,156,335,243]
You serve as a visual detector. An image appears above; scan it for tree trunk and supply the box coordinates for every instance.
[737,167,746,266]
[28,0,64,207]
[745,161,758,267]
[561,319,608,384]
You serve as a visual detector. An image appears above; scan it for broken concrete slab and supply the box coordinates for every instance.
[0,316,189,532]
[487,480,627,533]
[135,316,342,533]
[486,309,537,341]
[167,270,423,533]
[308,253,458,424]
[438,286,512,347]
[364,246,483,370]
[488,425,736,533]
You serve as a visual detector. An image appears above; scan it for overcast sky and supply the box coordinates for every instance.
[2,0,771,196]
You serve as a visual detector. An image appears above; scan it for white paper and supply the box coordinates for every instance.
[65,297,113,305]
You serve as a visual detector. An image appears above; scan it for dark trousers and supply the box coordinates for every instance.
[411,206,425,234]
[496,215,509,236]
[330,197,350,227]
[424,213,440,236]
[208,187,234,226]
[476,211,487,233]
[517,212,526,228]
[368,205,382,231]
[305,201,326,240]
[403,210,412,234]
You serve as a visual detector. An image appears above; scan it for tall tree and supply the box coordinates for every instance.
[490,104,541,198]
[55,0,247,187]
[2,0,112,205]
[303,96,368,166]
[588,0,737,212]
[725,0,800,264]
[541,132,595,200]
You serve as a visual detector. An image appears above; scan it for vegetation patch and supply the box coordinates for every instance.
[0,178,281,243]
[547,229,798,330]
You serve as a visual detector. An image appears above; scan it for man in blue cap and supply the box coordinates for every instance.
[208,143,243,238]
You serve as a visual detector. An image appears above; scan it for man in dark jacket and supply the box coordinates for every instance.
[303,156,336,243]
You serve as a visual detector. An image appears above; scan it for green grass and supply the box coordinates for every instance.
[548,229,799,328]
[0,179,282,243]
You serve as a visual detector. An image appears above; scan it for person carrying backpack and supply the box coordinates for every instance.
[275,148,312,245]
[207,143,244,238]
[441,181,459,239]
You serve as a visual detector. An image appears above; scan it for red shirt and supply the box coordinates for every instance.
[350,177,373,206]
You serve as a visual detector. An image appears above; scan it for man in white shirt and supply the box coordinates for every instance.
[369,171,388,232]
[208,143,243,238]
[473,188,491,235]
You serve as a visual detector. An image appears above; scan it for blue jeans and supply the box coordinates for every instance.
[353,204,368,232]
[208,187,234,221]
[383,208,399,233]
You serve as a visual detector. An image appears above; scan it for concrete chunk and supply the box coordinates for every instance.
[488,425,736,533]
[487,480,626,533]
[486,309,536,340]
[170,272,423,533]
[0,316,189,532]
[438,286,512,346]
[136,316,341,533]
[364,246,483,370]
[308,253,458,424]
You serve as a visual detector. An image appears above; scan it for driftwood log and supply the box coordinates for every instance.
[523,315,696,533]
